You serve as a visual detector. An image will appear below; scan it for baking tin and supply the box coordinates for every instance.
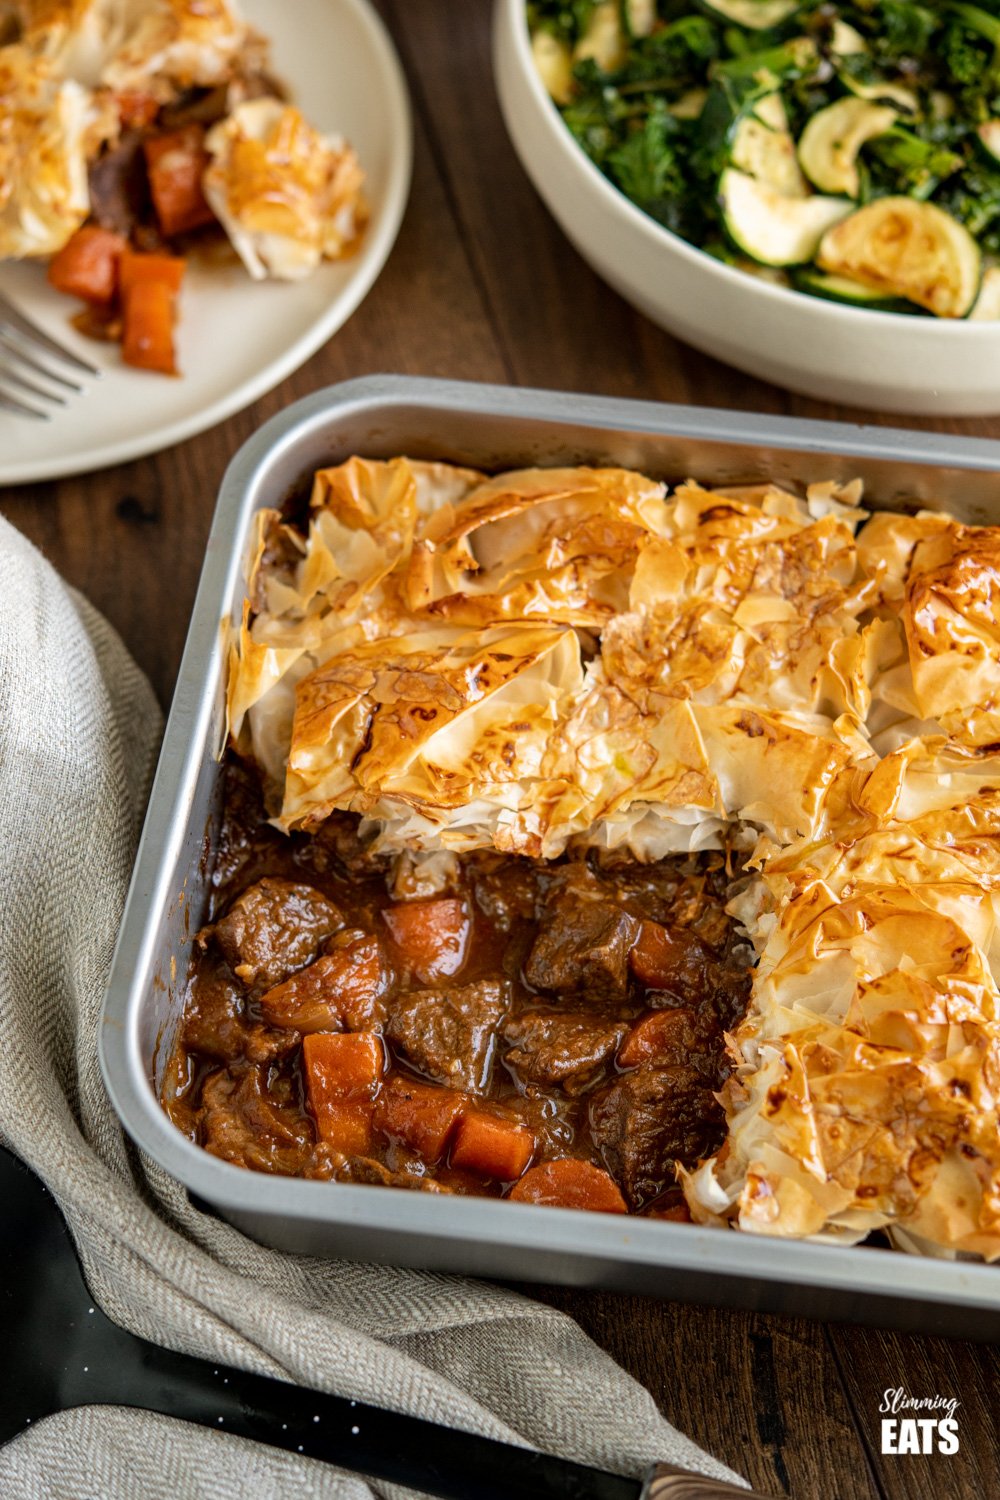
[101,375,1000,1339]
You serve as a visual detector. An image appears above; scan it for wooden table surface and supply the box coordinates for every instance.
[2,3,998,1496]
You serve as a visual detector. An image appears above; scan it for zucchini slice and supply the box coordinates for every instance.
[797,97,897,198]
[793,266,922,312]
[668,87,708,120]
[572,1,625,71]
[624,0,657,38]
[830,19,867,55]
[755,92,789,132]
[970,266,1000,320]
[840,72,919,115]
[818,198,982,318]
[976,120,1000,167]
[719,168,852,266]
[731,92,808,197]
[697,0,800,29]
[531,30,574,105]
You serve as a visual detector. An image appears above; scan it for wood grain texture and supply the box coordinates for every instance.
[0,3,997,1496]
[524,1287,880,1499]
[826,1325,1000,1500]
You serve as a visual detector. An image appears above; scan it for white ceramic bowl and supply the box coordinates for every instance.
[493,0,1000,416]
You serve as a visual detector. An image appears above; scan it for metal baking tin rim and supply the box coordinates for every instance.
[99,375,1000,1326]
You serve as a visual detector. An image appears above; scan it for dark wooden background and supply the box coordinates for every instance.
[2,3,998,1495]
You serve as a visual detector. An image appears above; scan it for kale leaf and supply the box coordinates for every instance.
[871,2,937,69]
[609,104,685,201]
[619,15,718,87]
[533,0,1000,286]
[526,0,597,46]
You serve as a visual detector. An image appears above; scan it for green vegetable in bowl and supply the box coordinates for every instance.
[719,168,851,265]
[528,0,1000,316]
[798,98,899,197]
[817,197,982,316]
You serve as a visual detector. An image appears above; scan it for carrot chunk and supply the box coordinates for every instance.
[47,226,127,305]
[374,1074,466,1162]
[119,248,186,297]
[450,1109,534,1180]
[617,1008,699,1069]
[121,279,177,375]
[382,898,470,984]
[144,126,216,237]
[629,919,705,991]
[302,1031,384,1154]
[509,1158,627,1214]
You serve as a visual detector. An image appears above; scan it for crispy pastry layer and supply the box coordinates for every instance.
[229,462,886,856]
[228,457,1000,1259]
[682,742,1000,1261]
[0,0,365,270]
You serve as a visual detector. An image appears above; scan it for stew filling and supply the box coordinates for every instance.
[163,760,752,1216]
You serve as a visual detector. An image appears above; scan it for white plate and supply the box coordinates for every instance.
[0,0,412,486]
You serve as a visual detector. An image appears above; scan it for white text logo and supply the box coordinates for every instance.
[879,1389,960,1455]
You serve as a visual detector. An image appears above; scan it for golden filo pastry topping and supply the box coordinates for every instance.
[0,0,366,278]
[863,515,1000,748]
[228,457,1000,1260]
[684,754,1000,1261]
[203,99,368,281]
[0,43,113,257]
[13,0,254,94]
[229,461,898,857]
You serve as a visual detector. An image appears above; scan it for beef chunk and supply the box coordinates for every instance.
[588,1066,723,1210]
[209,877,343,991]
[159,84,230,131]
[182,970,297,1065]
[524,897,639,1001]
[468,854,541,932]
[339,1156,453,1192]
[591,852,735,943]
[307,811,388,879]
[386,980,509,1093]
[259,931,390,1032]
[200,1066,332,1177]
[585,858,685,924]
[88,130,151,238]
[503,1010,627,1095]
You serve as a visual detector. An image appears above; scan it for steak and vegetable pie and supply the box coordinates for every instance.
[164,458,1000,1259]
[0,0,367,373]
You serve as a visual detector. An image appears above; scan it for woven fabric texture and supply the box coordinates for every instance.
[0,516,745,1497]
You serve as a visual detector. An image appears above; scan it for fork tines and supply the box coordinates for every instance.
[0,291,100,420]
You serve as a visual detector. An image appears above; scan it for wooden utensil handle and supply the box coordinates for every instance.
[643,1463,776,1499]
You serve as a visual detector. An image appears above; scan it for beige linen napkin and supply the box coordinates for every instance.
[0,515,746,1498]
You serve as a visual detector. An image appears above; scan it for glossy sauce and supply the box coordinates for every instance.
[163,759,753,1216]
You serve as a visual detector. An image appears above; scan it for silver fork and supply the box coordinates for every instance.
[0,291,100,420]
